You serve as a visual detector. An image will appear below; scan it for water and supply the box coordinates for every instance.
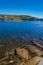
[0,20,43,39]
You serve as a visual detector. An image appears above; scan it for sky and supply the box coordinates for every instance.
[0,0,43,18]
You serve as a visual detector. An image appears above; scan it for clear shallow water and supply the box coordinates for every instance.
[0,20,43,39]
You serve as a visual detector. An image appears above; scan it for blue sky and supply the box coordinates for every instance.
[0,0,43,18]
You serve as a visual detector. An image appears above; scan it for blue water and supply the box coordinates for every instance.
[0,20,43,39]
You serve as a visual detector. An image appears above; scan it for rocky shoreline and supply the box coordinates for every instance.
[0,35,43,65]
[0,37,43,65]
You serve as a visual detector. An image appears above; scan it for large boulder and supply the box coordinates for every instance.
[14,47,30,60]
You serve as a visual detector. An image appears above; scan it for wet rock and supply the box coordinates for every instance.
[17,61,25,65]
[14,56,43,65]
[14,47,29,60]
[25,56,41,65]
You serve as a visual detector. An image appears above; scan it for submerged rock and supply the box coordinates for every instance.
[14,47,29,60]
[24,56,43,65]
[17,61,25,65]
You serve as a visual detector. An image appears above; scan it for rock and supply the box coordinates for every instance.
[17,61,25,65]
[25,56,43,65]
[14,47,29,60]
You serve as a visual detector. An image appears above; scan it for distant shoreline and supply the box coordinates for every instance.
[0,15,43,22]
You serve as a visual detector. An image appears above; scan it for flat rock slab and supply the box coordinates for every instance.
[38,58,43,65]
[25,56,43,65]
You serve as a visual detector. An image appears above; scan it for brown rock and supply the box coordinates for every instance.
[17,61,25,65]
[14,47,29,60]
[25,56,43,65]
